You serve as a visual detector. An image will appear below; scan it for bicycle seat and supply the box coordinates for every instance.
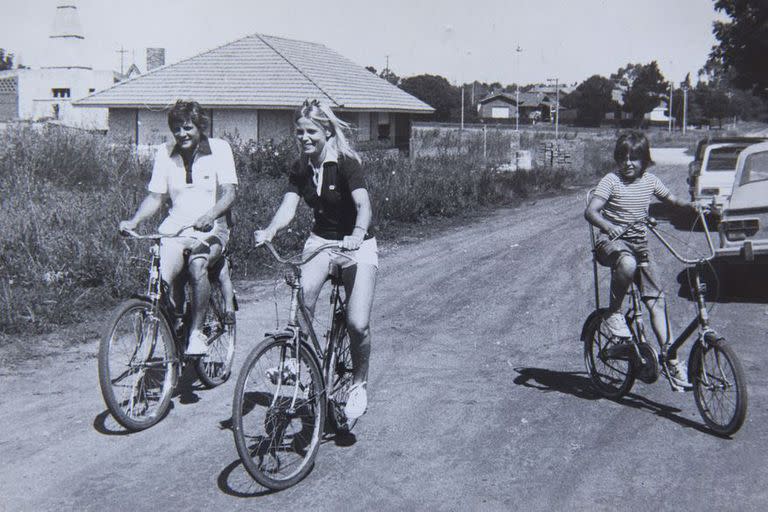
[328,263,343,286]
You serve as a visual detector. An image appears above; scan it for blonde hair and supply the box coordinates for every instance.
[294,99,361,163]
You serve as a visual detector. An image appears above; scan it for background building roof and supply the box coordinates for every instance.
[76,33,434,113]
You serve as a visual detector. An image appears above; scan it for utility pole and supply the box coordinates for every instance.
[116,46,127,75]
[547,77,560,139]
[682,85,688,135]
[515,45,523,132]
[461,84,465,130]
[668,83,673,133]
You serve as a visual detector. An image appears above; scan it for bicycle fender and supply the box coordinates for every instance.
[263,329,295,340]
[581,308,607,342]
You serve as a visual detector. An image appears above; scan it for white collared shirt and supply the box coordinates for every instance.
[310,145,338,196]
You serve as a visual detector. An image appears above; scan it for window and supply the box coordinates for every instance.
[491,107,509,119]
[742,152,768,184]
[52,88,71,98]
[705,146,747,172]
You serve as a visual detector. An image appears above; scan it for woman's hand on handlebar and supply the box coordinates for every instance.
[341,233,364,251]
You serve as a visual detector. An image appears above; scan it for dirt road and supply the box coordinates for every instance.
[2,157,767,511]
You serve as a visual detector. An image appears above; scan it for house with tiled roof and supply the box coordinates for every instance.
[75,33,434,148]
[477,91,561,124]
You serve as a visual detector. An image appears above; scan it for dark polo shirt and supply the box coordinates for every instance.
[287,156,368,240]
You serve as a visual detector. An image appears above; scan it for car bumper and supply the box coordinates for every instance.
[715,240,768,262]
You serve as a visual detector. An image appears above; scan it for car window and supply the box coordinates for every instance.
[741,151,768,184]
[705,146,746,171]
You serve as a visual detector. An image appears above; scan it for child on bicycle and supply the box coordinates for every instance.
[585,131,695,388]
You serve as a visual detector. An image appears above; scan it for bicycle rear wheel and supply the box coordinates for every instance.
[232,335,325,490]
[326,324,358,434]
[98,299,177,431]
[195,287,236,388]
[583,314,635,399]
[689,339,748,435]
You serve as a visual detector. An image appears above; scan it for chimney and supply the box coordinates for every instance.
[146,48,165,71]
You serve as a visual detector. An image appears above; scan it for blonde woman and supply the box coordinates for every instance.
[254,100,377,419]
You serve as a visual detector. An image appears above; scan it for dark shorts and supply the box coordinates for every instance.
[595,236,663,298]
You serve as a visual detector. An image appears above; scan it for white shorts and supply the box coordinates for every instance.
[158,217,229,267]
[303,233,379,270]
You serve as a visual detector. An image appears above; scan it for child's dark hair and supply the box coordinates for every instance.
[167,99,209,133]
[613,131,653,170]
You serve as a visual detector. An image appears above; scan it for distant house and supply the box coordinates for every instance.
[75,34,434,148]
[0,3,113,129]
[478,91,561,123]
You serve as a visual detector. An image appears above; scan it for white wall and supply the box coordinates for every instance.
[213,109,258,141]
[18,68,112,129]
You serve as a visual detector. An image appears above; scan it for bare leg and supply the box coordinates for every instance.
[644,294,674,356]
[342,264,377,385]
[608,254,636,313]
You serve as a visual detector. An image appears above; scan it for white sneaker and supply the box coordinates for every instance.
[664,359,691,389]
[186,330,209,356]
[344,382,368,420]
[603,312,631,339]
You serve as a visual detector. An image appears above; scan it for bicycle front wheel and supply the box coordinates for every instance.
[98,299,177,431]
[583,314,635,399]
[689,339,748,435]
[232,336,326,490]
[195,287,236,388]
[326,324,358,434]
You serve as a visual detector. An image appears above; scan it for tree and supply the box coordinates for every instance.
[0,48,13,71]
[365,64,400,86]
[614,61,669,125]
[399,74,459,121]
[565,75,616,127]
[710,0,768,96]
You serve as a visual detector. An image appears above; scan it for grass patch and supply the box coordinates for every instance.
[1,125,599,335]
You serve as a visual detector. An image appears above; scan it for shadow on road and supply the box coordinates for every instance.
[92,409,132,436]
[513,367,733,438]
[675,263,768,304]
[216,458,279,498]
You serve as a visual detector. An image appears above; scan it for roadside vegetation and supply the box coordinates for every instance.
[0,124,614,335]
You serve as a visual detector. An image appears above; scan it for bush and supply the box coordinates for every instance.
[0,125,598,334]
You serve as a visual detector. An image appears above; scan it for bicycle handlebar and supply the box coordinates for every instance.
[608,206,716,264]
[254,240,345,268]
[119,225,195,241]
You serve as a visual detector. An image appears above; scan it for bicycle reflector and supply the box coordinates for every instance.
[722,218,759,241]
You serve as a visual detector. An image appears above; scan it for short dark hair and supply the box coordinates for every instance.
[167,100,209,133]
[613,131,653,170]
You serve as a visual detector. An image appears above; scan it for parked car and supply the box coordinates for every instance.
[716,141,768,262]
[687,136,766,213]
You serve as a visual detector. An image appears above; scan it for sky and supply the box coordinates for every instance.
[1,0,726,87]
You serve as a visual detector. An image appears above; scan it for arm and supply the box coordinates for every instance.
[342,188,372,250]
[193,184,237,231]
[254,192,301,243]
[119,192,165,231]
[584,196,624,240]
[661,192,696,211]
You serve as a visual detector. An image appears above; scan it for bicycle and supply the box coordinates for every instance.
[98,228,237,431]
[232,240,357,490]
[581,204,748,436]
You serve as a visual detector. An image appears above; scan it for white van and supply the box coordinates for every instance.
[689,141,759,213]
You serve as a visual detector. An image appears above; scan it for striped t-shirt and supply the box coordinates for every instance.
[593,171,671,242]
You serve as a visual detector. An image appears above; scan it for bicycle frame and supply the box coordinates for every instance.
[258,241,347,412]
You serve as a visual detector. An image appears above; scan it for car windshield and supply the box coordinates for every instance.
[706,145,747,171]
[741,151,768,185]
